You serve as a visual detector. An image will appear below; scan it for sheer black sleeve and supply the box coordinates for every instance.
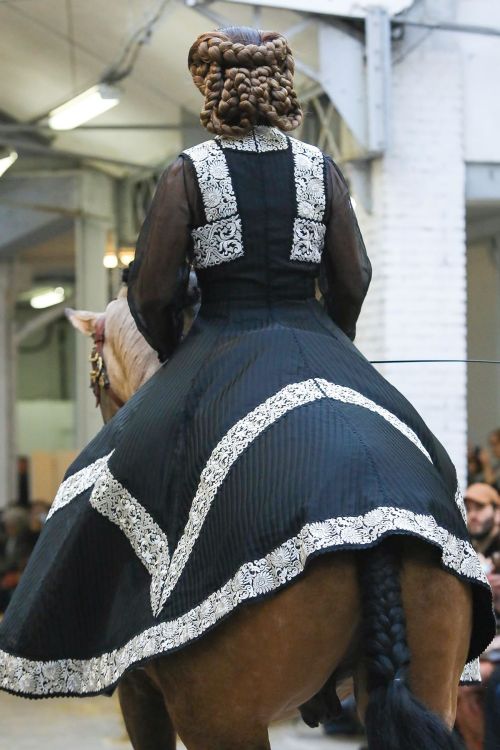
[127,156,196,362]
[319,156,372,342]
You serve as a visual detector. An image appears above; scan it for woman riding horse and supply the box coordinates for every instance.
[0,25,495,750]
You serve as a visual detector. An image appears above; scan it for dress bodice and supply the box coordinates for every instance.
[182,127,326,304]
[127,126,372,361]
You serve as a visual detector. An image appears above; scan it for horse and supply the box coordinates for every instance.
[66,287,472,750]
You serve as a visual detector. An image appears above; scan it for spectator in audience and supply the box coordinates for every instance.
[467,443,486,485]
[27,498,50,546]
[0,505,35,612]
[465,483,500,562]
[454,636,500,750]
[479,428,500,491]
[484,652,500,750]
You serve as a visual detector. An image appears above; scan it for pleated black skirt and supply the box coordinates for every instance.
[0,298,495,697]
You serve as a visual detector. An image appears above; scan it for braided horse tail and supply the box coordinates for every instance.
[358,544,463,750]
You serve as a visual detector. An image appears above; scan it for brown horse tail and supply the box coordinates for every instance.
[358,542,463,750]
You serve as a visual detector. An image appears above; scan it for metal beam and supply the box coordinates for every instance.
[318,22,367,149]
[0,260,16,508]
[218,0,392,16]
[15,301,73,346]
[466,163,500,202]
[365,7,391,154]
[0,171,115,258]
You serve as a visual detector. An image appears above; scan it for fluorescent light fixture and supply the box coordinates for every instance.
[30,286,66,309]
[48,83,120,131]
[0,148,18,177]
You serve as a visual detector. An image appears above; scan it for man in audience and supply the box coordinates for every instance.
[465,483,500,561]
[479,428,500,491]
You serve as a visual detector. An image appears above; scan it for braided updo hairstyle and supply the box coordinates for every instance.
[188,26,303,136]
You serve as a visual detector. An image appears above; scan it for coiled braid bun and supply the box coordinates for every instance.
[188,26,303,136]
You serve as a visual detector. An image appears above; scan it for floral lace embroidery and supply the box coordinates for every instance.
[47,452,114,520]
[184,140,243,267]
[0,506,484,696]
[191,216,243,269]
[290,138,326,222]
[217,126,288,152]
[89,466,170,617]
[289,138,326,263]
[184,140,237,223]
[291,218,327,263]
[158,378,435,611]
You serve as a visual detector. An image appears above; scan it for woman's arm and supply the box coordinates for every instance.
[127,157,194,362]
[319,157,372,342]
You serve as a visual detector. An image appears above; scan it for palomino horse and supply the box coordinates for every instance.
[67,288,471,750]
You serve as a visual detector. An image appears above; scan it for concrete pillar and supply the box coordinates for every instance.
[74,171,115,449]
[354,27,468,484]
[0,260,16,507]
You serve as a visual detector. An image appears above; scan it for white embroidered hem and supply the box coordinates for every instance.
[0,511,485,697]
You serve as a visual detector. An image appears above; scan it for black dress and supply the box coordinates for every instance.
[0,126,494,698]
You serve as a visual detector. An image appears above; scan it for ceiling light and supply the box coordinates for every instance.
[30,286,66,309]
[48,83,120,131]
[0,148,18,177]
[103,250,119,269]
[117,247,135,267]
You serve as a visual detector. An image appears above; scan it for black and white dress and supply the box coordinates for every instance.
[0,126,494,698]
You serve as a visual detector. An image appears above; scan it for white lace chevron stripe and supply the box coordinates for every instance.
[47,452,114,520]
[0,507,484,696]
[158,378,434,611]
[183,140,237,223]
[89,466,170,617]
[315,380,432,462]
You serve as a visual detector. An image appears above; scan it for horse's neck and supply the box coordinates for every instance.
[124,346,159,397]
[109,291,160,399]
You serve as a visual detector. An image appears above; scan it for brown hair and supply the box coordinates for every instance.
[188,26,303,136]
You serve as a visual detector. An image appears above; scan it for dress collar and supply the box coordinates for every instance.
[217,126,289,153]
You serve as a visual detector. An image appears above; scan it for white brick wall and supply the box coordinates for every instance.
[352,39,468,486]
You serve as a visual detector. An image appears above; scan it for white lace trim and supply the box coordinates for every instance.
[184,140,244,266]
[183,140,237,223]
[158,378,435,610]
[455,487,467,524]
[217,126,289,152]
[290,138,326,222]
[289,138,326,263]
[291,218,327,264]
[460,659,481,682]
[47,452,114,520]
[191,216,244,269]
[0,507,484,696]
[89,466,170,617]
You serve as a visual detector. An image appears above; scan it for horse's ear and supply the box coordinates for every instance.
[65,308,100,336]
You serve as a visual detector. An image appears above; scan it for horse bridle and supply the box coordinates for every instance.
[90,317,125,409]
